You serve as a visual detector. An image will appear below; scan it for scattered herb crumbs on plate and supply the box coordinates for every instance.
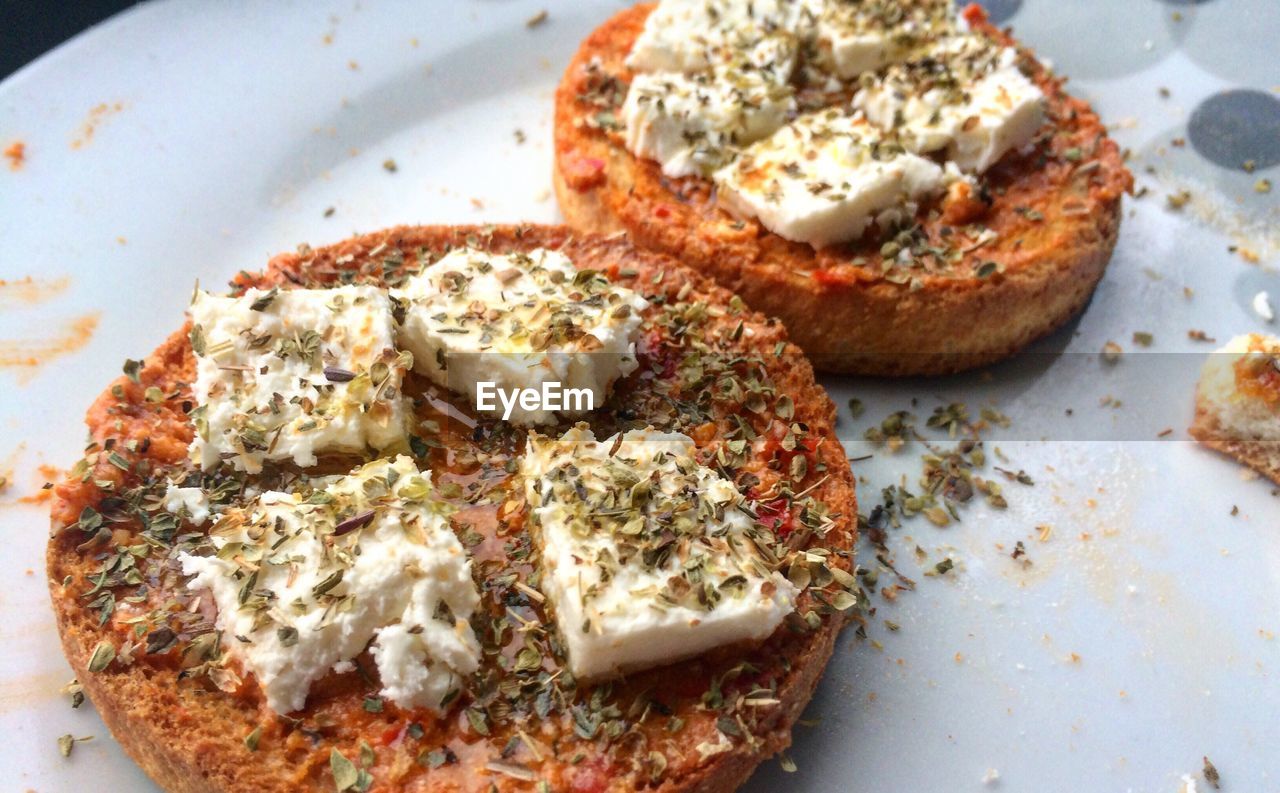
[57,734,93,758]
[925,558,954,576]
[856,400,1032,622]
[1203,756,1221,789]
[847,397,864,418]
[61,679,84,708]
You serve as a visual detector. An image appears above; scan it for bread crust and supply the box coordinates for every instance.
[553,3,1133,376]
[48,225,857,793]
[1189,398,1280,486]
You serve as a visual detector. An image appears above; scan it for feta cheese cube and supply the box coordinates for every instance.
[714,107,950,247]
[394,248,649,425]
[622,66,796,178]
[522,426,797,680]
[179,456,481,714]
[188,286,410,472]
[627,0,816,76]
[816,0,955,79]
[855,35,1046,173]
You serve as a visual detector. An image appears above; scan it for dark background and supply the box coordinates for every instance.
[1,0,139,80]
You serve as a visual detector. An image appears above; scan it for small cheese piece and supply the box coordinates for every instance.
[714,107,951,247]
[816,0,955,79]
[626,0,815,76]
[163,484,211,526]
[1196,334,1280,442]
[622,65,796,178]
[179,456,481,714]
[188,286,410,473]
[394,248,648,425]
[1253,291,1274,323]
[522,426,797,680]
[854,35,1046,173]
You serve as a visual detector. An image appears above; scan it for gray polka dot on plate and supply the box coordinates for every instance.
[1174,0,1277,87]
[1188,90,1280,171]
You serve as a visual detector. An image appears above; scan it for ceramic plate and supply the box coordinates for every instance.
[2,1,1277,790]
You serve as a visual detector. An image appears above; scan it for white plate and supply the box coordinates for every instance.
[1,1,1277,791]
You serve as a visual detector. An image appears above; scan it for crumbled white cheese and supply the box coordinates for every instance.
[163,484,211,526]
[696,730,735,760]
[855,35,1046,173]
[188,286,410,473]
[627,0,816,76]
[621,2,1041,244]
[816,0,954,79]
[1253,290,1274,322]
[522,426,797,680]
[622,66,796,178]
[179,456,481,714]
[1196,333,1280,443]
[714,107,952,247]
[394,248,648,425]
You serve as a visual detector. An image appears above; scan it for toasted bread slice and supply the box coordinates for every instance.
[1190,409,1280,486]
[48,225,857,792]
[1190,333,1280,485]
[553,3,1132,375]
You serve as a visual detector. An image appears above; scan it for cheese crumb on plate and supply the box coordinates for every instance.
[1196,333,1280,442]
